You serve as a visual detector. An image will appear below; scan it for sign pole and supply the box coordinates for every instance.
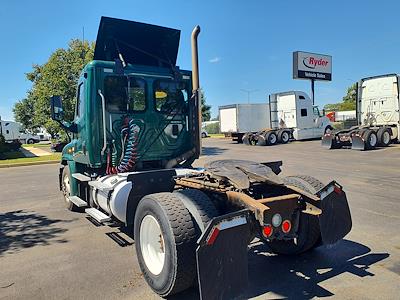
[311,79,315,105]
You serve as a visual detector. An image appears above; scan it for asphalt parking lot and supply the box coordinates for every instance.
[1,138,399,299]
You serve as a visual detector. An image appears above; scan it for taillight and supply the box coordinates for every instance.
[282,220,292,233]
[263,224,273,237]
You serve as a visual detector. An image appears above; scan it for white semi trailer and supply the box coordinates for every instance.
[322,74,400,150]
[219,91,332,145]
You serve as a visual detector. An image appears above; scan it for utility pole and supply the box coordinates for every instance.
[240,89,258,104]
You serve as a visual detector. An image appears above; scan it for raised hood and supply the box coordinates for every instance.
[94,16,180,67]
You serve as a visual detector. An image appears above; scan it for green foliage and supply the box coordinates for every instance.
[14,39,95,137]
[324,83,357,111]
[204,122,220,134]
[200,88,211,121]
[13,97,37,131]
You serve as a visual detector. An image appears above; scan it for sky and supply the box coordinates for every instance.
[1,0,400,121]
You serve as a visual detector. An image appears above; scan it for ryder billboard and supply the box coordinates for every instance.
[293,51,332,81]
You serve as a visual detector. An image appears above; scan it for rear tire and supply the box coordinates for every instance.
[377,127,391,147]
[278,130,290,144]
[363,129,378,150]
[27,139,34,144]
[174,189,219,232]
[266,175,323,255]
[265,131,278,145]
[134,192,198,297]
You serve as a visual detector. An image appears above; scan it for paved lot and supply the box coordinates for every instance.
[1,138,399,299]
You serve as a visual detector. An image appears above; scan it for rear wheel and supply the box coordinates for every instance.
[278,130,290,144]
[27,139,34,144]
[266,175,323,255]
[174,189,219,232]
[377,127,391,147]
[265,131,278,145]
[134,192,198,297]
[363,129,378,150]
[61,165,79,211]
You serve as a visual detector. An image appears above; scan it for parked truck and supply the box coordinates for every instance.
[51,17,352,299]
[220,91,332,146]
[0,120,40,144]
[322,74,400,150]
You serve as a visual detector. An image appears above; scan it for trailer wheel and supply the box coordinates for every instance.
[134,192,197,297]
[61,165,79,211]
[265,131,278,145]
[377,127,391,147]
[363,129,378,150]
[278,130,290,144]
[266,175,323,255]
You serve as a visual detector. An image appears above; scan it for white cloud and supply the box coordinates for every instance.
[209,57,221,63]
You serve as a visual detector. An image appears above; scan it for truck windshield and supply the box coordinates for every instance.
[153,80,188,114]
[104,76,146,112]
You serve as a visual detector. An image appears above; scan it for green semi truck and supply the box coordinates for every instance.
[51,17,352,299]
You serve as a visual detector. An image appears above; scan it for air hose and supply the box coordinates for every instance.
[117,119,140,173]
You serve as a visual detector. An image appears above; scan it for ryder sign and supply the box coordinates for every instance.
[293,51,332,81]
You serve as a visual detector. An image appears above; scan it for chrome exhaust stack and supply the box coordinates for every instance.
[191,25,202,156]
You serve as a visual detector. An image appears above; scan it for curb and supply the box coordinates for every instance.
[0,160,59,169]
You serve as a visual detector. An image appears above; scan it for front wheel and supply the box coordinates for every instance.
[61,165,79,211]
[134,193,198,297]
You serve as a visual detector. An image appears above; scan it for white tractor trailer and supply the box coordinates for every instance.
[219,91,332,146]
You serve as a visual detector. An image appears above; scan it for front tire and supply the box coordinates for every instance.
[61,165,79,211]
[134,192,198,297]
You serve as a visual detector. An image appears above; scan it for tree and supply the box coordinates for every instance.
[13,97,36,132]
[324,83,357,111]
[15,39,95,137]
[200,88,211,121]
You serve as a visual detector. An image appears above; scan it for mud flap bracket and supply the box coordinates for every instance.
[196,209,252,300]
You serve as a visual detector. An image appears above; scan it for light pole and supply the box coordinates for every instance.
[240,89,258,104]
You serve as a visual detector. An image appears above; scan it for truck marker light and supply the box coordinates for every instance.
[282,220,291,233]
[272,213,282,227]
[263,224,273,237]
[334,186,342,195]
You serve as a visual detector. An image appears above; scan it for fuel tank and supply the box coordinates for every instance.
[91,174,132,223]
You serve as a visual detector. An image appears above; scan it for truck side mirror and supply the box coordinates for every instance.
[50,95,64,121]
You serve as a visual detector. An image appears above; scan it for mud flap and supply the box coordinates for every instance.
[196,210,252,300]
[317,182,352,245]
[351,134,366,150]
[321,134,336,149]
